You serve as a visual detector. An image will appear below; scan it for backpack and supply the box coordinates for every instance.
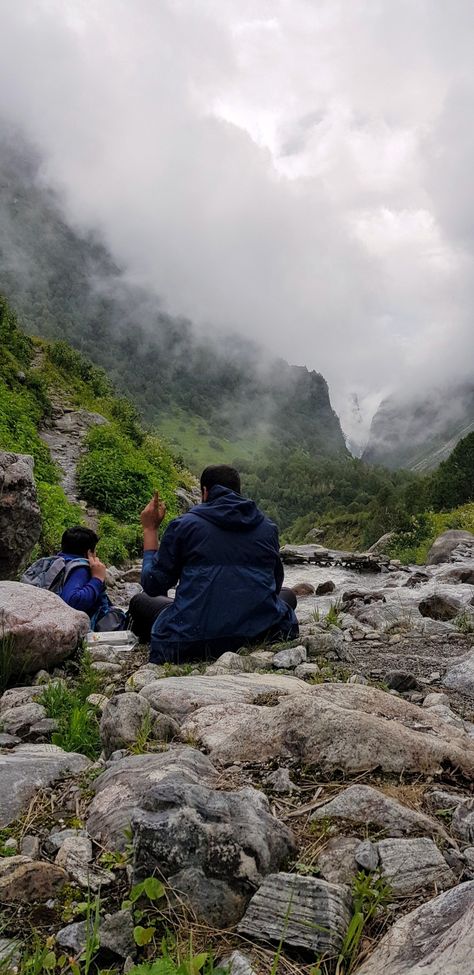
[20,556,90,594]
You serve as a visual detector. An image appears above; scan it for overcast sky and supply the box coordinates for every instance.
[0,0,473,442]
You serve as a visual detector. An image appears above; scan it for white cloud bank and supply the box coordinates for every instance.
[0,0,473,444]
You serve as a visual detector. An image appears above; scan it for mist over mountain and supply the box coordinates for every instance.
[0,123,347,467]
[363,384,474,472]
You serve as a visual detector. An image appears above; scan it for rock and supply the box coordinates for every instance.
[354,880,474,974]
[0,686,42,712]
[140,673,310,723]
[238,872,352,953]
[57,910,135,960]
[0,938,20,966]
[55,835,115,891]
[0,452,41,579]
[33,670,51,685]
[385,671,422,692]
[0,856,67,902]
[205,652,257,676]
[426,789,468,812]
[0,703,47,737]
[91,661,123,675]
[311,784,446,838]
[20,835,40,858]
[355,840,379,872]
[126,665,164,691]
[44,828,87,855]
[0,733,20,748]
[3,838,17,852]
[419,592,465,621]
[424,692,450,707]
[437,564,474,585]
[100,693,156,757]
[181,683,474,776]
[290,582,315,596]
[316,580,336,595]
[132,781,295,927]
[0,744,90,826]
[376,837,455,896]
[427,530,474,565]
[294,662,321,679]
[87,693,109,711]
[272,645,307,668]
[444,652,474,696]
[452,799,474,843]
[219,951,256,975]
[303,630,346,660]
[317,836,359,885]
[87,748,218,849]
[263,767,297,794]
[367,532,395,554]
[0,583,89,674]
[404,570,431,587]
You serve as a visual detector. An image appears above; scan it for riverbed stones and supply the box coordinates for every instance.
[0,452,41,580]
[354,880,474,974]
[419,592,465,621]
[0,582,89,674]
[0,856,67,902]
[99,692,178,757]
[181,683,474,775]
[376,837,455,896]
[139,673,310,723]
[238,872,352,953]
[272,645,307,668]
[0,744,90,827]
[311,784,445,838]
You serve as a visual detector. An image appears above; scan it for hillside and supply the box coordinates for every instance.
[0,296,195,564]
[363,383,474,472]
[0,122,347,469]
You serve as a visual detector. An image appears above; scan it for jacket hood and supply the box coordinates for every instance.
[191,484,265,532]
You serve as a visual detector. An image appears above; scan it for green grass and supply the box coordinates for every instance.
[157,410,266,473]
[39,653,102,759]
[387,504,474,564]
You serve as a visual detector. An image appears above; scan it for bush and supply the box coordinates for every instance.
[46,340,112,397]
[97,514,142,565]
[36,483,84,554]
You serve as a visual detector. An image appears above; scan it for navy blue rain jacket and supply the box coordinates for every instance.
[141,484,298,660]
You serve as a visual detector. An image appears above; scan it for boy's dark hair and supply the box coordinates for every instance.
[200,464,241,494]
[61,526,99,556]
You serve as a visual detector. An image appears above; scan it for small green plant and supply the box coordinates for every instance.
[130,710,154,755]
[325,600,343,628]
[335,871,392,974]
[455,611,474,635]
[39,655,102,759]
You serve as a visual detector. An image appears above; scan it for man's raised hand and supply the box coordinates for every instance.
[140,491,166,530]
[88,551,107,582]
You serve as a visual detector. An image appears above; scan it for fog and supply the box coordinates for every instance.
[0,0,473,445]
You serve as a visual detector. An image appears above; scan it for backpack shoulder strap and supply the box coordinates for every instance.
[62,558,91,586]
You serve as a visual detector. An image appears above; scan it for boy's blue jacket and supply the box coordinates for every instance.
[59,554,105,618]
[141,485,298,657]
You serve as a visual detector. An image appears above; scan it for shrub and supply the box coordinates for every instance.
[46,340,112,397]
[36,483,84,554]
[97,513,142,565]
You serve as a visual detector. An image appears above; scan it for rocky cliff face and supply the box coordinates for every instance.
[363,382,474,471]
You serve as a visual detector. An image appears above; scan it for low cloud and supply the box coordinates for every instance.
[0,0,473,445]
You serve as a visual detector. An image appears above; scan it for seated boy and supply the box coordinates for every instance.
[59,526,107,619]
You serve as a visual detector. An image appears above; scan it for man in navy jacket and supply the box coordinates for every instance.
[130,464,298,663]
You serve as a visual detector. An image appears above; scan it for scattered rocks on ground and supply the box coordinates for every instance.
[0,583,89,674]
[444,651,474,696]
[317,836,360,885]
[57,910,135,960]
[0,702,47,737]
[238,872,352,953]
[272,645,306,668]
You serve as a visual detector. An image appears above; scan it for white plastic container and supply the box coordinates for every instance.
[85,630,139,651]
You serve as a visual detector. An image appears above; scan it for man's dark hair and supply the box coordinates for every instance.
[61,526,99,556]
[200,464,241,494]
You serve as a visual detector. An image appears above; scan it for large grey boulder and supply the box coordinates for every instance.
[376,837,455,896]
[311,784,447,839]
[87,747,294,927]
[427,530,474,565]
[444,652,474,697]
[139,673,310,723]
[0,453,41,580]
[419,592,466,621]
[0,582,89,674]
[354,880,474,974]
[181,683,474,775]
[87,748,215,849]
[0,744,90,827]
[238,872,352,953]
